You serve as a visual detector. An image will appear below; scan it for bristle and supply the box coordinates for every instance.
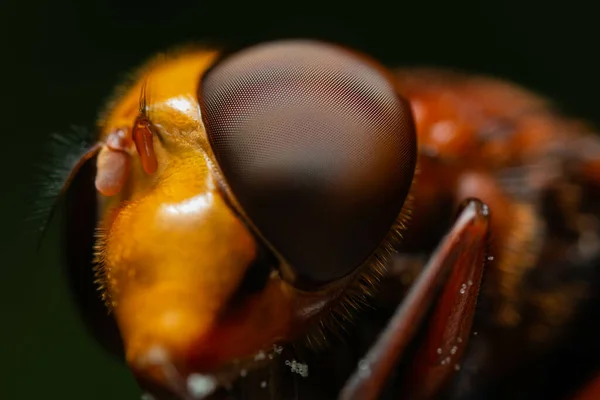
[96,42,221,131]
[23,48,195,248]
[298,155,417,351]
[92,226,113,311]
[300,189,415,350]
[95,56,160,130]
[22,126,99,250]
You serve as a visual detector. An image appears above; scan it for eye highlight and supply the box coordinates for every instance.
[199,40,417,287]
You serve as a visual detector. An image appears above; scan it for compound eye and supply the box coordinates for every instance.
[199,40,417,287]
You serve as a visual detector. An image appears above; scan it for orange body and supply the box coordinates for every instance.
[96,50,287,382]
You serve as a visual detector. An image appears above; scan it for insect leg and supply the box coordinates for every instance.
[339,199,490,400]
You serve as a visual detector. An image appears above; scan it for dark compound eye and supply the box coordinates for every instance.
[199,40,417,287]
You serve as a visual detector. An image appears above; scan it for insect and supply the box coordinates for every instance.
[31,39,600,399]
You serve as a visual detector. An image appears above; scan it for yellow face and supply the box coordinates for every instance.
[93,49,353,395]
[88,41,416,399]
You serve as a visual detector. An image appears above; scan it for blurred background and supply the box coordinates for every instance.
[1,0,599,399]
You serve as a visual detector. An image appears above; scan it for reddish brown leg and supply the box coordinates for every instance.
[339,198,490,400]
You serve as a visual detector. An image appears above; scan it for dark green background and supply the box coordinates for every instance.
[1,1,598,399]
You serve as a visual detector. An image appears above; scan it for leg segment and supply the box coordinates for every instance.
[339,198,490,400]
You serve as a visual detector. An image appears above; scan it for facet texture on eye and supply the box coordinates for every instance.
[199,40,417,285]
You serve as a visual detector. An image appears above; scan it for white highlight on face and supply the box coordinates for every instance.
[187,373,218,399]
[165,96,198,117]
[161,193,214,216]
[138,346,219,400]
